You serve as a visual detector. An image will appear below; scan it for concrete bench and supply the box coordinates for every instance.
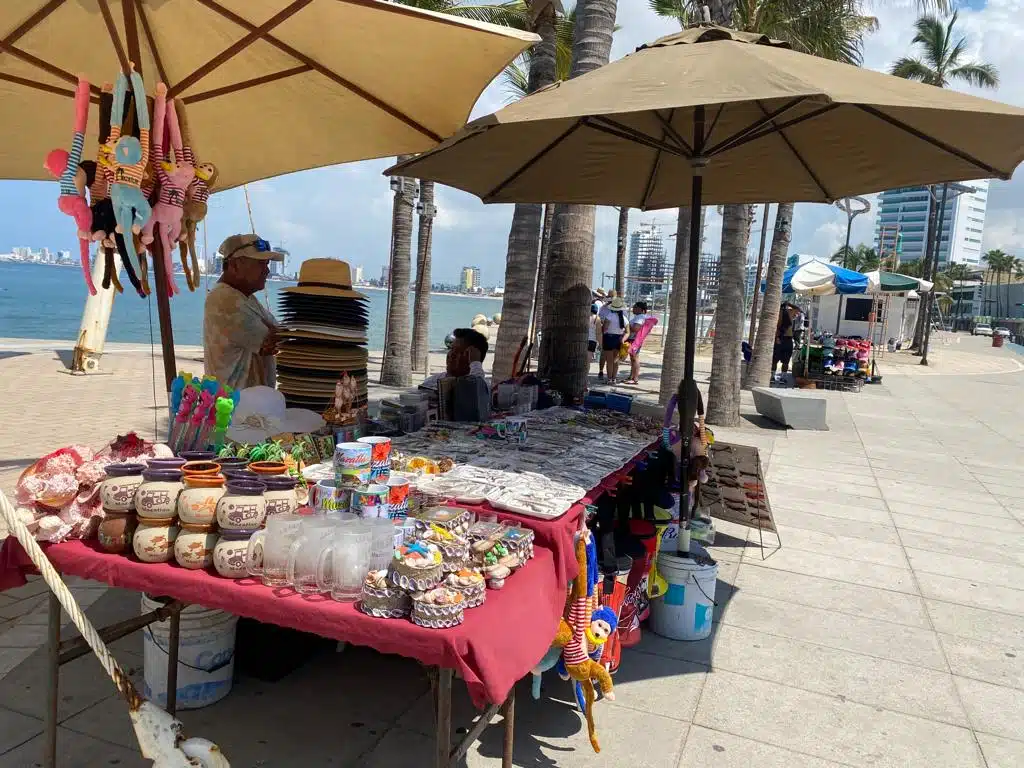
[751,387,828,431]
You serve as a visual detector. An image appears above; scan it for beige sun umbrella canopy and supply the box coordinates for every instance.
[0,0,537,190]
[387,25,1024,208]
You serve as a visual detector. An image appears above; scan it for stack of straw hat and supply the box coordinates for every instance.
[276,258,369,412]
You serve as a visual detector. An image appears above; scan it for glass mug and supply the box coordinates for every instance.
[358,518,399,573]
[246,513,304,587]
[315,527,371,601]
[286,517,343,594]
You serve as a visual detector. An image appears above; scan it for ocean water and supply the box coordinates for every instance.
[0,262,502,351]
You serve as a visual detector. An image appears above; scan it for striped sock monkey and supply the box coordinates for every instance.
[108,65,152,284]
[176,102,216,291]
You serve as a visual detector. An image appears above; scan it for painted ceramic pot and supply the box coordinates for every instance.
[263,475,298,517]
[134,469,183,520]
[213,529,256,579]
[215,480,267,531]
[146,457,187,471]
[248,461,288,477]
[177,474,226,525]
[98,463,145,512]
[223,469,259,482]
[133,517,179,563]
[179,451,216,462]
[215,457,251,471]
[97,511,137,554]
[181,460,221,477]
[174,523,218,570]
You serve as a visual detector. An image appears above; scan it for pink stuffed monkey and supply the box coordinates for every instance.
[44,76,96,295]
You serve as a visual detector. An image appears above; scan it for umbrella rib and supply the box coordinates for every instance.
[585,116,687,157]
[704,104,725,147]
[191,0,443,143]
[2,0,64,47]
[483,119,584,202]
[134,0,169,85]
[0,71,99,102]
[755,101,831,200]
[653,109,694,156]
[183,65,315,105]
[705,96,809,156]
[721,103,840,151]
[641,136,667,211]
[853,104,1009,179]
[96,0,129,73]
[0,42,101,96]
[168,0,314,99]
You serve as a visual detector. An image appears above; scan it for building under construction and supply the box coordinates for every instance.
[625,223,672,303]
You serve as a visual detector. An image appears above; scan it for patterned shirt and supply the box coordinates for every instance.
[203,282,277,391]
[59,132,85,196]
[562,598,592,666]
[108,122,150,188]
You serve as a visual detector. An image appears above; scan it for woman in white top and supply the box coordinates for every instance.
[625,301,649,385]
[598,296,629,383]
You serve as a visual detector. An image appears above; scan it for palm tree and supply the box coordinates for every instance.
[411,180,435,373]
[744,203,792,390]
[537,0,620,399]
[983,248,1009,318]
[945,262,971,327]
[380,164,416,387]
[830,244,880,272]
[614,207,629,296]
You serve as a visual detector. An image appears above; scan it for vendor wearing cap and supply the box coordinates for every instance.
[203,234,284,390]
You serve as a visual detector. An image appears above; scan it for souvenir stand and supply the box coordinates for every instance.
[0,2,542,766]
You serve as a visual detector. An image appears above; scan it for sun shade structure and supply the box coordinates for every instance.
[387,25,1024,208]
[863,269,933,294]
[782,259,869,296]
[0,0,537,190]
[387,25,1024,555]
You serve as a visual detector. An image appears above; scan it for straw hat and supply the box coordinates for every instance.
[609,296,625,310]
[283,258,367,299]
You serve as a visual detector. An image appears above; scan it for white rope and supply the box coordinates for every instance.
[0,488,142,708]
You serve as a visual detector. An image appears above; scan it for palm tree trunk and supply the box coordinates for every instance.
[532,203,555,348]
[615,206,628,296]
[538,0,618,400]
[658,206,692,404]
[706,204,752,427]
[912,189,939,351]
[747,203,771,347]
[410,180,434,374]
[744,202,793,389]
[491,3,558,379]
[380,161,415,387]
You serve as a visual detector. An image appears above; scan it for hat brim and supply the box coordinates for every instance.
[282,285,367,300]
[227,247,285,262]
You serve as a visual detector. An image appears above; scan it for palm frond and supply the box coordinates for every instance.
[949,62,1000,89]
[731,0,876,66]
[890,56,938,84]
[441,2,531,28]
[502,57,531,102]
[910,14,949,72]
[649,0,696,28]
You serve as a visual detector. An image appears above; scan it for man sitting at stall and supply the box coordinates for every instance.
[203,234,284,390]
[421,327,490,390]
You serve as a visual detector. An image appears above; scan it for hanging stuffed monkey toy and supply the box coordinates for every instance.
[176,102,217,291]
[44,76,97,295]
[561,527,615,753]
[141,83,193,297]
[108,64,151,284]
[86,83,125,293]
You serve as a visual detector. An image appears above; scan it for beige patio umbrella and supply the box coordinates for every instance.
[387,25,1024,551]
[0,0,537,189]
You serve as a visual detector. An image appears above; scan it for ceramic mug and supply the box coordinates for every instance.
[354,484,389,519]
[146,457,187,471]
[334,442,372,470]
[177,474,225,525]
[134,469,183,520]
[213,529,256,579]
[357,436,391,481]
[246,513,304,587]
[248,461,288,477]
[312,479,351,515]
[133,517,179,563]
[385,476,410,520]
[174,523,217,570]
[263,475,298,517]
[98,511,137,554]
[98,463,146,512]
[179,451,216,462]
[215,480,267,530]
[214,457,251,472]
[181,460,221,477]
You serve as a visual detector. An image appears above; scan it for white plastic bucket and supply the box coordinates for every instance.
[649,552,718,641]
[141,595,238,710]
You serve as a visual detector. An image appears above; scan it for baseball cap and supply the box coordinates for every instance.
[219,234,285,262]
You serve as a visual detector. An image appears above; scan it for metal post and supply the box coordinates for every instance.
[921,183,949,366]
[44,591,61,768]
[166,607,181,715]
[501,688,515,768]
[747,203,770,347]
[434,668,453,768]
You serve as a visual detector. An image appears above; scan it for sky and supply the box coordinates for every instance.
[2,0,1023,288]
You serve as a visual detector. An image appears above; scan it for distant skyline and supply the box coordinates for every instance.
[1,0,1022,288]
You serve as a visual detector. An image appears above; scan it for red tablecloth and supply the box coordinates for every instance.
[0,538,563,707]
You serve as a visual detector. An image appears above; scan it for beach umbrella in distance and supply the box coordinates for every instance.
[781,259,869,295]
[863,270,934,294]
[0,0,538,189]
[386,24,1024,551]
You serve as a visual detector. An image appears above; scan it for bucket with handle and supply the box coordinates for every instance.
[649,552,718,641]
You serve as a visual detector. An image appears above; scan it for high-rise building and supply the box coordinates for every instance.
[697,251,720,308]
[873,180,989,267]
[461,266,481,292]
[626,223,670,301]
[354,265,364,284]
[381,265,391,287]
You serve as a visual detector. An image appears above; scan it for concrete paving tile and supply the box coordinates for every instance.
[898,531,1024,568]
[906,548,1024,591]
[764,471,880,499]
[927,600,1024,649]
[0,647,34,680]
[742,546,918,594]
[0,725,148,768]
[774,500,894,526]
[607,649,706,722]
[888,500,1020,526]
[954,675,1024,741]
[694,670,984,768]
[721,591,947,670]
[769,508,900,545]
[980,480,1023,497]
[0,705,42,755]
[733,565,931,628]
[0,622,47,649]
[977,733,1024,768]
[678,726,848,768]
[939,633,1023,691]
[634,630,716,667]
[916,573,1024,618]
[891,514,1024,547]
[883,492,1013,518]
[767,481,884,508]
[708,624,966,725]
[1,579,50,601]
[870,467,981,491]
[0,595,46,621]
[771,526,908,569]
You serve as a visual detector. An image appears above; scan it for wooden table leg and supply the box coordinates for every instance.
[44,591,61,768]
[435,668,453,768]
[501,687,515,768]
[166,606,180,715]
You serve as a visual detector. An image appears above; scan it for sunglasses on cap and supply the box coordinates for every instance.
[224,237,272,260]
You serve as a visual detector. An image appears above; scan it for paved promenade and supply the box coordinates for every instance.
[0,335,1022,766]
